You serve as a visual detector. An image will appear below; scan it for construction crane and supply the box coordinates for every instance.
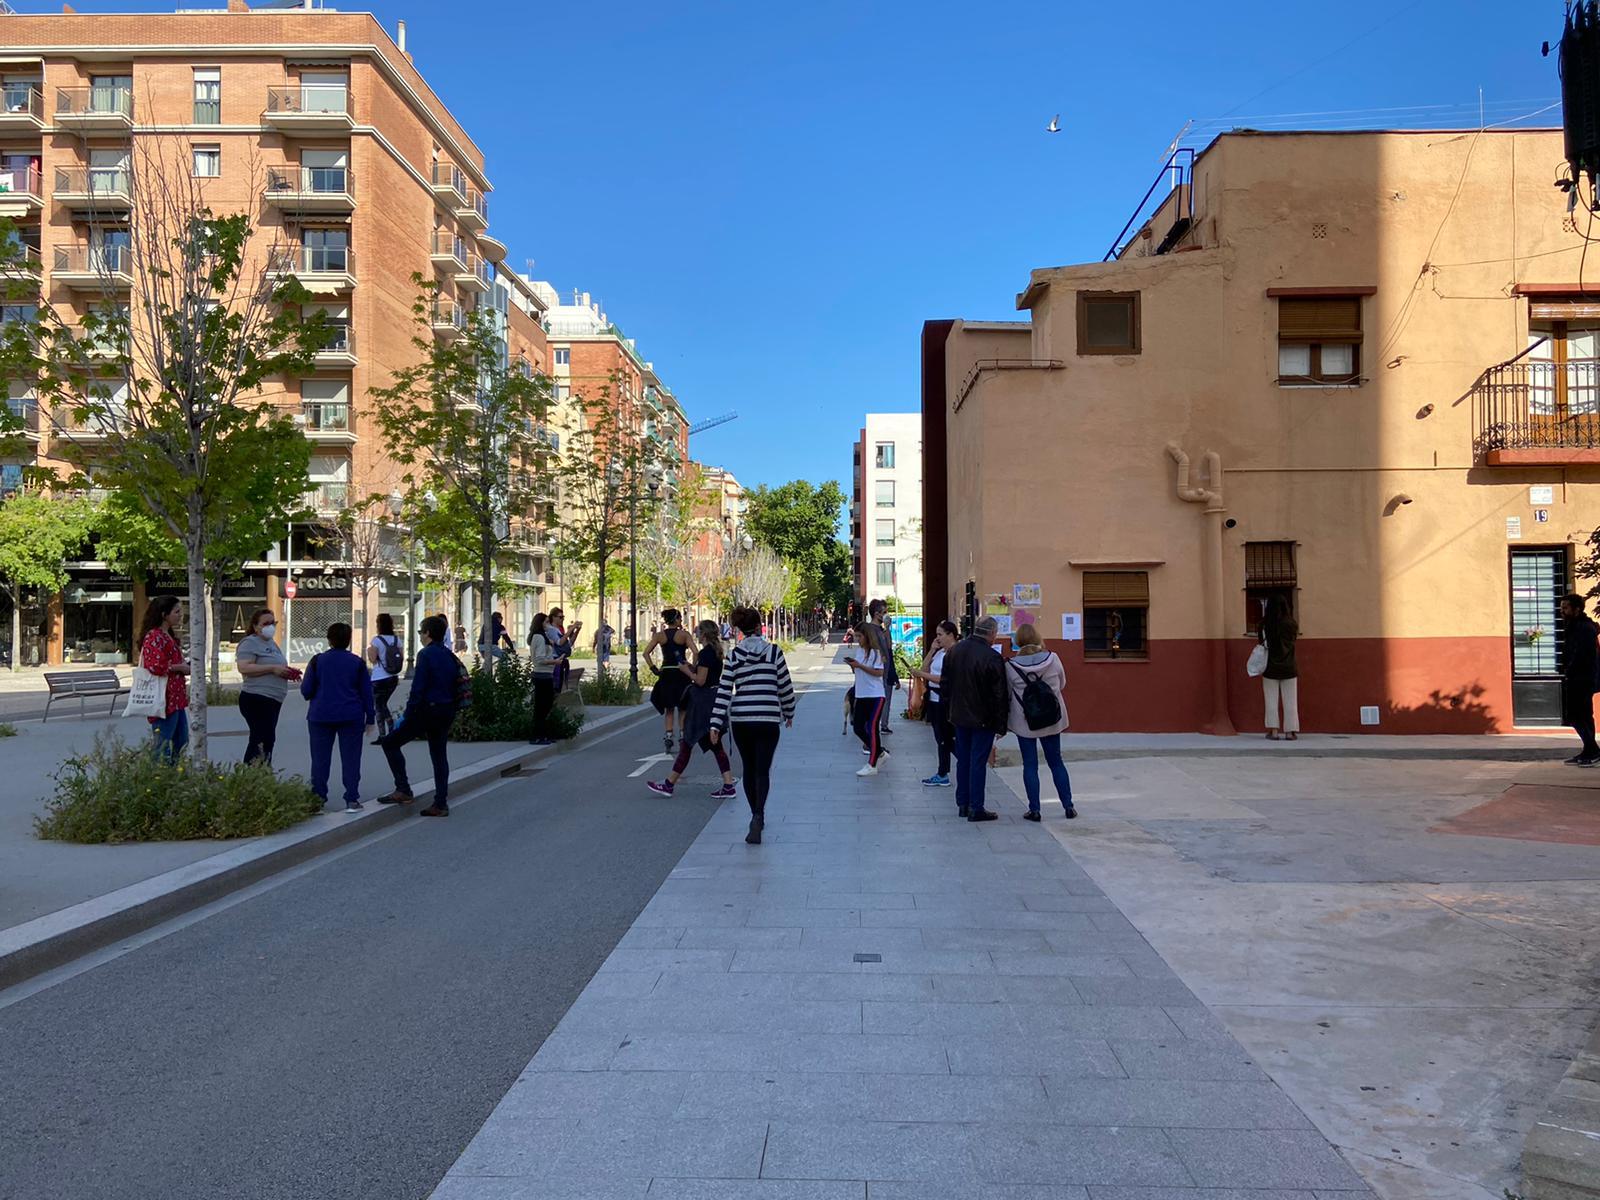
[689,411,738,437]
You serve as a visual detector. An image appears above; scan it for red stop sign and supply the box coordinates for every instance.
[284,580,297,599]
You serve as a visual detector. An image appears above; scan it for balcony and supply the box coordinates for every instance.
[0,165,45,214]
[55,86,134,133]
[430,300,466,339]
[297,401,355,445]
[64,325,127,362]
[270,246,356,292]
[430,162,466,206]
[456,187,488,232]
[262,85,352,133]
[1472,349,1600,465]
[303,481,350,514]
[263,165,354,215]
[4,398,41,443]
[311,324,357,368]
[454,252,491,293]
[54,166,132,214]
[1,244,42,287]
[58,407,128,443]
[478,232,507,263]
[0,84,44,133]
[52,243,132,291]
[430,231,467,270]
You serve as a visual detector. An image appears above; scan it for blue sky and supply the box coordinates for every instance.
[20,0,1562,494]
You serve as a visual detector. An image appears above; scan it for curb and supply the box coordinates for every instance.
[1039,746,1572,764]
[0,703,654,991]
[1524,1015,1600,1199]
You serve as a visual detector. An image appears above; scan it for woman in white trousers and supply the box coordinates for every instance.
[1261,595,1300,740]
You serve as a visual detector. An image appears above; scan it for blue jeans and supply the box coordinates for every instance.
[953,726,995,814]
[308,719,365,804]
[1018,733,1073,814]
[150,709,189,762]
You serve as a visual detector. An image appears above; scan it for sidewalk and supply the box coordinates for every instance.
[430,645,1373,1198]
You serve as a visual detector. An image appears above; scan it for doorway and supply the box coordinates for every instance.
[1509,546,1571,726]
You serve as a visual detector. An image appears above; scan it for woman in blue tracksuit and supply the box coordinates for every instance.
[301,622,376,812]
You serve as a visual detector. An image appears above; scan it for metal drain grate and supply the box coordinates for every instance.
[853,953,882,964]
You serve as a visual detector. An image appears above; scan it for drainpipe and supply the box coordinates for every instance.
[1165,443,1237,736]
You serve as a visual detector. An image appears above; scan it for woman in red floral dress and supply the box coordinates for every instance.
[138,595,191,761]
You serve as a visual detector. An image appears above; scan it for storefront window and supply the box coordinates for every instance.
[63,572,134,663]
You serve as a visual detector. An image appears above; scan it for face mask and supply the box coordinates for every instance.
[260,624,277,640]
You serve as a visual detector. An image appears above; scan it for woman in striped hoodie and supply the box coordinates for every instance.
[710,606,797,844]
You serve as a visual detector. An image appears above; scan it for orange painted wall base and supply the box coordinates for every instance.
[1047,636,1516,735]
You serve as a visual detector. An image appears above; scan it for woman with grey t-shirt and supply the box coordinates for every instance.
[235,608,298,765]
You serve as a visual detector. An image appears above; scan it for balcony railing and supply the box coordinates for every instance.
[271,245,354,279]
[64,325,128,359]
[54,167,132,204]
[313,323,355,361]
[56,85,133,121]
[264,84,349,117]
[1473,345,1600,463]
[431,231,467,267]
[430,300,466,334]
[5,397,40,436]
[301,401,351,435]
[431,162,466,200]
[266,165,352,197]
[457,186,488,227]
[53,242,130,280]
[1,84,43,122]
[0,165,43,200]
[304,482,349,513]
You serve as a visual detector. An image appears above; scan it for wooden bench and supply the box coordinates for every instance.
[43,668,130,721]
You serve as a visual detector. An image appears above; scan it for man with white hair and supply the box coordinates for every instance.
[939,615,1008,821]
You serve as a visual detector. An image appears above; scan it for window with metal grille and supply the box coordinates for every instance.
[1244,541,1297,633]
[1076,291,1141,355]
[1277,297,1361,383]
[1083,571,1148,660]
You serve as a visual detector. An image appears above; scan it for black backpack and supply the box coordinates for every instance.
[1008,658,1062,731]
[380,635,403,675]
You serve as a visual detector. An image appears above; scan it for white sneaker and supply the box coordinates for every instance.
[856,763,879,777]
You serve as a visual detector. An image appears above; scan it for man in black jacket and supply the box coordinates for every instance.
[1561,593,1600,766]
[941,615,1008,820]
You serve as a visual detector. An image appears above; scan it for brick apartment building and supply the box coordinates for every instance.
[925,128,1600,735]
[0,2,642,666]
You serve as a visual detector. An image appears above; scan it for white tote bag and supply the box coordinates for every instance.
[123,666,167,718]
[1245,637,1269,679]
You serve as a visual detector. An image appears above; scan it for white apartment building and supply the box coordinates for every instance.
[852,412,923,610]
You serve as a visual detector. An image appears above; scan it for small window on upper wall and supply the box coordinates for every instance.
[1277,296,1362,384]
[1076,290,1141,355]
[875,479,895,507]
[192,145,220,178]
[193,68,220,124]
[875,442,895,468]
[554,348,570,366]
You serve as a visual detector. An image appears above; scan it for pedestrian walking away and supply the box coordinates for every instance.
[942,614,1008,821]
[366,612,403,742]
[377,614,461,816]
[847,621,889,776]
[1260,595,1301,741]
[236,607,299,765]
[710,606,796,844]
[593,621,615,670]
[439,614,455,654]
[913,619,958,787]
[301,623,376,812]
[1562,592,1600,766]
[527,611,558,745]
[1005,623,1077,821]
[647,620,738,798]
[645,609,694,753]
[137,595,191,762]
[480,611,516,668]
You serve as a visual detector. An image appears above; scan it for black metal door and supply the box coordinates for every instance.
[1509,547,1570,726]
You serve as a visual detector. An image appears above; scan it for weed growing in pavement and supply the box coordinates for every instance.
[0,723,16,737]
[580,667,642,707]
[206,681,241,706]
[35,732,321,844]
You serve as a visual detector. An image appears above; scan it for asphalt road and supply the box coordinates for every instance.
[0,713,720,1200]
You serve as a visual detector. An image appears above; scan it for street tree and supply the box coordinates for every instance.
[0,492,98,671]
[0,136,330,755]
[660,461,724,619]
[732,543,793,627]
[334,501,400,649]
[743,479,851,610]
[369,280,552,651]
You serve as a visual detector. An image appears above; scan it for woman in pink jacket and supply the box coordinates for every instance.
[1004,623,1076,822]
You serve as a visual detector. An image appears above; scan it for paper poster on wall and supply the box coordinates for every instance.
[985,602,1009,618]
[992,615,1014,637]
[1012,583,1042,608]
[1061,613,1083,641]
[1507,516,1523,540]
[1530,485,1555,506]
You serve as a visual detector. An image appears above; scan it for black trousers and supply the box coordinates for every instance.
[372,677,400,731]
[732,722,781,820]
[238,692,282,765]
[926,696,954,776]
[531,676,555,740]
[1575,702,1600,757]
[380,704,455,803]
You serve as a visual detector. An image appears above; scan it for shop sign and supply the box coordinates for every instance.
[294,572,351,599]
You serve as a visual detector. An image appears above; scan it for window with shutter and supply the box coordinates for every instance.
[1244,541,1297,632]
[1277,296,1362,383]
[1082,571,1149,659]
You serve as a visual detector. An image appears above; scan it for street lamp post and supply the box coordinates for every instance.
[628,475,639,686]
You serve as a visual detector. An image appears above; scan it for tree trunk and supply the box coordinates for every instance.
[480,522,494,664]
[596,530,607,668]
[186,537,209,761]
[209,578,222,685]
[7,583,18,673]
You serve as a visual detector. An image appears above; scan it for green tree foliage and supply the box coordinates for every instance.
[369,278,552,648]
[744,479,852,611]
[0,493,96,670]
[0,139,330,754]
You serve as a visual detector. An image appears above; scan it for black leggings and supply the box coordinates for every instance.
[372,677,399,731]
[926,696,954,776]
[852,696,886,765]
[731,723,781,820]
[239,692,282,765]
[531,676,555,739]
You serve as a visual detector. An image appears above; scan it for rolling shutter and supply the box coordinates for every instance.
[1082,571,1149,606]
[1278,297,1361,342]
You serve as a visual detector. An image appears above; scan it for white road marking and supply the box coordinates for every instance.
[628,754,673,777]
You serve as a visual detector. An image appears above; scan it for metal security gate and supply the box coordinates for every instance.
[288,597,352,665]
[1509,547,1571,726]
